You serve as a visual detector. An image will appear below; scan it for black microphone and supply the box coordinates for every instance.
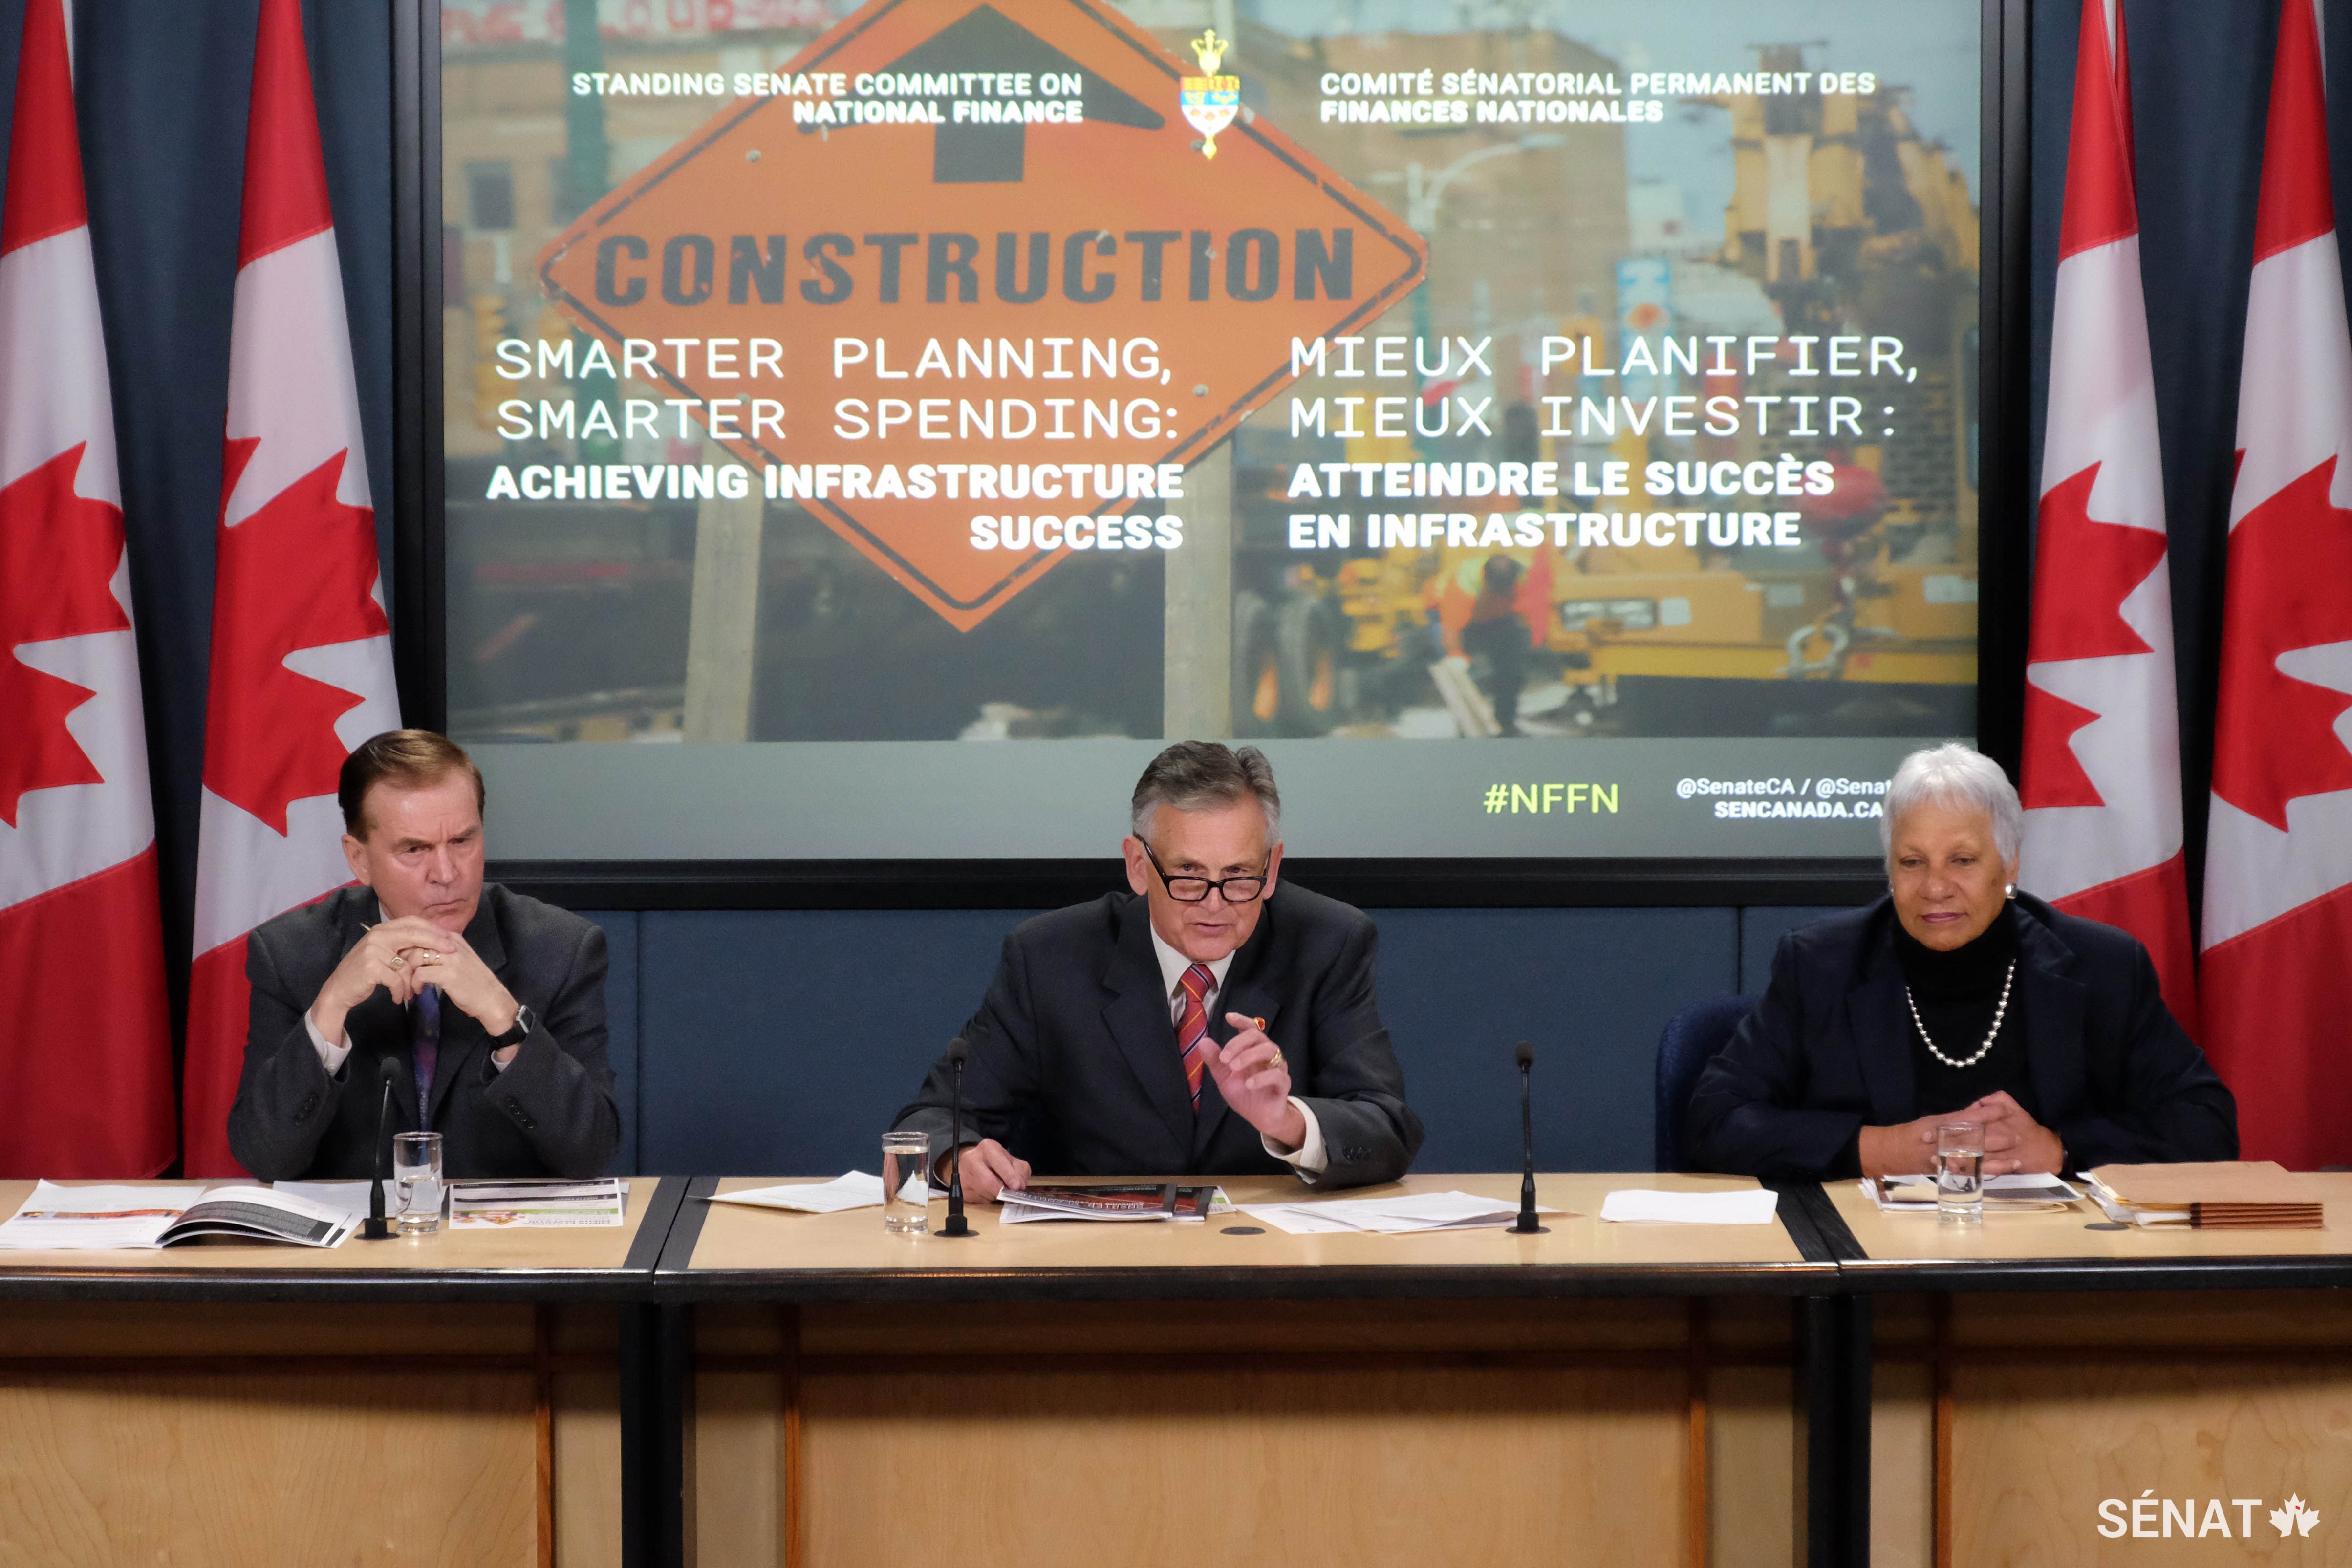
[1513,1041,1546,1234]
[940,1037,975,1237]
[362,1057,399,1240]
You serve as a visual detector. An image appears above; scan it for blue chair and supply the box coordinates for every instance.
[1654,995,1758,1171]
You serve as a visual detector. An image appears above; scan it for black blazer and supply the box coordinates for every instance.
[226,884,622,1180]
[894,884,1423,1189]
[1687,893,2237,1179]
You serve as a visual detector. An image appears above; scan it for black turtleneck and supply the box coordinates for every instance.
[1895,900,2036,1119]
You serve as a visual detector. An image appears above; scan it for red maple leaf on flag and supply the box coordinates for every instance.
[202,441,388,833]
[0,445,130,826]
[2213,458,2352,831]
[2020,462,2173,810]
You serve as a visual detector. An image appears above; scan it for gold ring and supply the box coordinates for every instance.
[1270,1050,1285,1070]
[390,955,405,970]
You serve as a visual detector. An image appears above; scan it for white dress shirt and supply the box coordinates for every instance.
[1147,924,1326,1176]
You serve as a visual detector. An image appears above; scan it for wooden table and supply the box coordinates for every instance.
[14,1169,2347,1568]
[659,1172,1842,1568]
[0,1176,683,1568]
[1805,1175,2352,1568]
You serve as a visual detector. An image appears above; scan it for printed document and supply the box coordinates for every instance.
[449,1178,627,1228]
[1242,1190,1557,1235]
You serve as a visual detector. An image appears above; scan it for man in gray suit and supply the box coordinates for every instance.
[227,731,619,1180]
[895,742,1423,1197]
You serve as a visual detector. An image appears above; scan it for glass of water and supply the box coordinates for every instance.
[1936,1120,1985,1223]
[881,1131,931,1235]
[392,1132,445,1235]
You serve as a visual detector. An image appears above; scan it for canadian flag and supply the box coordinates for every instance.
[2201,0,2352,1168]
[181,0,400,1175]
[2017,0,2198,1030]
[0,0,175,1177]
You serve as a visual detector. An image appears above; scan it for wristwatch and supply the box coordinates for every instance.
[491,1003,536,1048]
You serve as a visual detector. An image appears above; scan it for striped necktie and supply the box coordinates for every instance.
[1175,963,1213,1112]
[413,984,441,1131]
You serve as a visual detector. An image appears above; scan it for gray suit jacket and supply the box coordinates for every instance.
[226,884,621,1180]
[895,884,1423,1189]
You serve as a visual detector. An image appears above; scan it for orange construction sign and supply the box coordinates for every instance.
[537,0,1424,631]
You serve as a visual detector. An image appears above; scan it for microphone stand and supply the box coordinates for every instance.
[362,1058,398,1240]
[1513,1041,1547,1234]
[941,1038,974,1238]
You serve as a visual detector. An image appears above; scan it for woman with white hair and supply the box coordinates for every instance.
[1687,743,2236,1180]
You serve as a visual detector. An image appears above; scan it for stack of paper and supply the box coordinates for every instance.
[1863,1175,2081,1213]
[705,1171,924,1214]
[2085,1162,2323,1229]
[1598,1189,1779,1225]
[1240,1191,1556,1235]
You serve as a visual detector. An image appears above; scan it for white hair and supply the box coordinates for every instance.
[1879,742,2023,871]
[1130,741,1282,849]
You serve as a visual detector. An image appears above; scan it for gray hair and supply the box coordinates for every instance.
[1130,741,1282,848]
[1880,742,2023,870]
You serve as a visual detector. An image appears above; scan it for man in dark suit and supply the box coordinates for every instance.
[894,742,1423,1196]
[227,731,620,1180]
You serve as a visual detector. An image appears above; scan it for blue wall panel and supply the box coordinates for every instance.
[577,911,639,1175]
[626,904,1770,1176]
[637,910,1037,1174]
[1368,907,1737,1174]
[1737,905,1863,995]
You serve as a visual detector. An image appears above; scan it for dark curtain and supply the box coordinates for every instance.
[0,0,393,1038]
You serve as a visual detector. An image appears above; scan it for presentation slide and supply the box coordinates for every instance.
[438,0,1980,860]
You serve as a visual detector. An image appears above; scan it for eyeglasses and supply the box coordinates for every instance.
[1141,841,1268,904]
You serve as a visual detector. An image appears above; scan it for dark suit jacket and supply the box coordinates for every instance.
[1687,893,2237,1179]
[226,884,621,1180]
[894,884,1423,1189]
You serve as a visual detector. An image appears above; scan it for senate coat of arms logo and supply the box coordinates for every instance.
[1178,29,1239,158]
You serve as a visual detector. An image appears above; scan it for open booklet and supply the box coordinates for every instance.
[1862,1174,2082,1213]
[0,1182,359,1250]
[999,1183,1234,1223]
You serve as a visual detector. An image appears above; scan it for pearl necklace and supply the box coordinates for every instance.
[1905,958,2016,1069]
